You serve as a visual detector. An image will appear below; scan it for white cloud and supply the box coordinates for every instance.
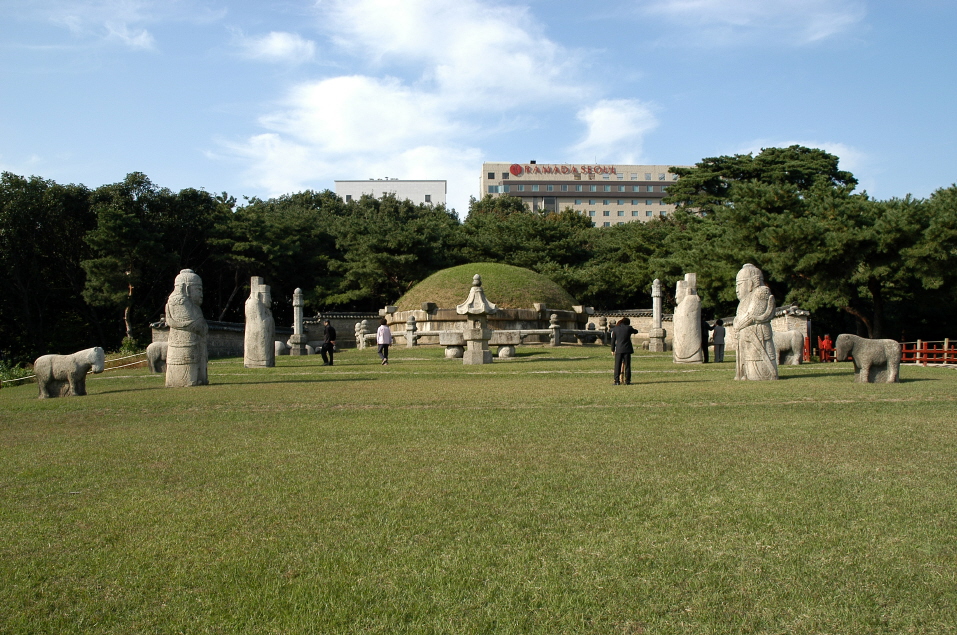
[569,100,659,164]
[318,0,584,107]
[224,0,606,214]
[238,31,316,64]
[636,0,866,45]
[104,21,155,49]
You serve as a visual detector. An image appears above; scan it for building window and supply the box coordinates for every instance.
[345,194,352,202]
[602,199,610,205]
[672,174,679,180]
[646,199,652,205]
[488,172,495,180]
[503,185,509,193]
[631,199,638,205]
[632,210,638,216]
[616,199,623,205]
[502,173,509,180]
[589,199,596,205]
[647,185,654,192]
[575,199,582,205]
[532,185,539,192]
[617,174,624,180]
[560,184,568,192]
[659,173,666,180]
[425,194,431,203]
[589,185,597,192]
[617,221,624,225]
[632,186,639,192]
[517,185,524,192]
[646,210,653,217]
[603,222,610,227]
[603,185,611,192]
[660,200,667,205]
[661,210,668,216]
[546,185,554,192]
[487,185,496,193]
[574,174,582,180]
[588,210,596,216]
[618,210,624,216]
[645,173,652,180]
[602,210,610,216]
[630,173,638,180]
[617,185,625,192]
[575,184,583,191]
[602,174,610,180]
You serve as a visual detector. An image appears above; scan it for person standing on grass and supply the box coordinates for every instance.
[712,318,726,362]
[320,319,337,366]
[376,318,393,365]
[610,317,639,385]
[701,317,714,363]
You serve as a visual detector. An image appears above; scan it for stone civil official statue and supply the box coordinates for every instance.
[733,263,778,381]
[165,268,209,387]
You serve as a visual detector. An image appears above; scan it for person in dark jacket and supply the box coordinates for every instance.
[701,317,714,363]
[610,317,639,385]
[320,320,336,366]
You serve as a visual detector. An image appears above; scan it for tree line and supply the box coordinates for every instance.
[2,146,955,364]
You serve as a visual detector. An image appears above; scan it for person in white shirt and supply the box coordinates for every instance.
[376,318,393,365]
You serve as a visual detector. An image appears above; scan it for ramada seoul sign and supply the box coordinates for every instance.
[509,164,618,176]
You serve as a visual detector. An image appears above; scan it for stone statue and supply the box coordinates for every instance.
[165,269,209,387]
[648,278,666,352]
[146,341,167,373]
[835,334,901,383]
[244,276,276,368]
[672,273,703,364]
[34,346,105,398]
[774,329,805,366]
[733,264,777,380]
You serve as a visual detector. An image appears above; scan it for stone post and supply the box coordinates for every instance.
[289,287,308,356]
[405,315,418,348]
[649,278,666,352]
[598,316,608,346]
[549,313,561,347]
[456,274,497,365]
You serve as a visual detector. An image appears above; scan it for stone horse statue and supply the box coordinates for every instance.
[774,329,805,366]
[34,346,106,398]
[835,334,901,383]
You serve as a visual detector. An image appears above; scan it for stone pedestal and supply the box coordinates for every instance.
[648,327,666,352]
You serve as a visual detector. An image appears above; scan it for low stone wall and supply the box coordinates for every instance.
[380,307,591,345]
[151,320,293,359]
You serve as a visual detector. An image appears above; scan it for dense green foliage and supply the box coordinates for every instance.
[395,263,578,311]
[3,349,957,633]
[2,145,956,362]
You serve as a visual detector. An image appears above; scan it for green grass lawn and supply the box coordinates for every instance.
[2,346,956,634]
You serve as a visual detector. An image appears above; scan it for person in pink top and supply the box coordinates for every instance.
[376,318,393,365]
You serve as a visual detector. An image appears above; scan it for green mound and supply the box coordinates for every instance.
[397,263,577,311]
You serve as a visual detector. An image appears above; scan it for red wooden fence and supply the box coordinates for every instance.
[901,340,957,366]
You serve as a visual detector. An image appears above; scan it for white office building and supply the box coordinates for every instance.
[335,179,446,207]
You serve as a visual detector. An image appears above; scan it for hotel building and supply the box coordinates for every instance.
[480,162,687,226]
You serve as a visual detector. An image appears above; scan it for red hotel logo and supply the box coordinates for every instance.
[508,164,617,176]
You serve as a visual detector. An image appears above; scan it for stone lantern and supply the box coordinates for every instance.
[455,274,497,365]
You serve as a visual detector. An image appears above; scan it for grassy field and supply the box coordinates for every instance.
[1,346,956,634]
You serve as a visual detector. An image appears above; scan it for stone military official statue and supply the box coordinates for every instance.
[165,268,209,387]
[733,263,778,381]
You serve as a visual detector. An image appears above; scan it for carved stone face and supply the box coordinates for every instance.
[188,284,204,306]
[735,279,748,301]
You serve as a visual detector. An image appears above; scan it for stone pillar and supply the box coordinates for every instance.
[405,315,418,348]
[649,278,666,352]
[244,276,276,368]
[598,316,609,346]
[549,313,561,347]
[456,274,497,365]
[289,287,308,356]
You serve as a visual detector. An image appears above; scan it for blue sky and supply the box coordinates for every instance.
[2,0,955,216]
